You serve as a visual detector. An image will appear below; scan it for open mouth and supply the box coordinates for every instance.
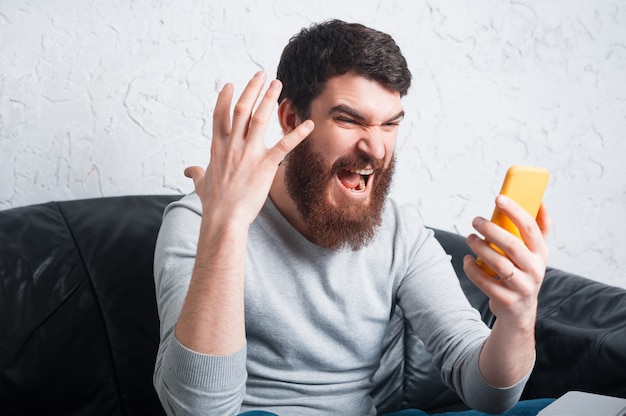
[337,168,373,192]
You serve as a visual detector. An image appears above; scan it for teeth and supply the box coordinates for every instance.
[347,168,374,175]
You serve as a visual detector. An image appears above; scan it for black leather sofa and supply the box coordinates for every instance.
[1,195,625,415]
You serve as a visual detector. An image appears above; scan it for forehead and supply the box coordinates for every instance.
[311,72,403,120]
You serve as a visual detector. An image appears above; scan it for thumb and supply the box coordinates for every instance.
[266,120,314,165]
[184,166,205,183]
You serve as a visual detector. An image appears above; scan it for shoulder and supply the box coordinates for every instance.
[377,198,452,274]
[380,198,432,246]
[156,192,203,256]
[163,192,202,217]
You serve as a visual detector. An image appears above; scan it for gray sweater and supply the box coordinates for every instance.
[153,193,528,415]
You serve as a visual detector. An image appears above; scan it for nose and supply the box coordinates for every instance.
[357,126,387,162]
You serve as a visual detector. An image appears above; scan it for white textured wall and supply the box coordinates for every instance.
[1,0,625,288]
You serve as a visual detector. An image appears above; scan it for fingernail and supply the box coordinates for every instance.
[473,217,484,227]
[497,194,509,206]
[269,79,281,90]
[254,71,266,78]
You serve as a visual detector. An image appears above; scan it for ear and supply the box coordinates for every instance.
[278,99,300,134]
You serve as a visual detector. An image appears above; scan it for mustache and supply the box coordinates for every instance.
[331,154,386,174]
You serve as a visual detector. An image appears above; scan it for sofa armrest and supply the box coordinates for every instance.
[523,267,626,399]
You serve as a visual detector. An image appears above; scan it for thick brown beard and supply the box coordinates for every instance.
[284,138,395,251]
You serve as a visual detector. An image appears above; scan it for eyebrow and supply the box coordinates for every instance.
[329,104,405,124]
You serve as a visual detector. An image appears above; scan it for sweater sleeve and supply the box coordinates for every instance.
[397,221,530,414]
[451,345,533,414]
[152,193,248,416]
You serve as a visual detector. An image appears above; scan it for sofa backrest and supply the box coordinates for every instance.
[0,195,179,415]
[2,195,625,415]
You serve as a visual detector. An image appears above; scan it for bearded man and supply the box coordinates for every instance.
[153,20,553,416]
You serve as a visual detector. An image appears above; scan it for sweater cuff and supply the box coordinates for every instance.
[462,348,535,414]
[164,337,247,391]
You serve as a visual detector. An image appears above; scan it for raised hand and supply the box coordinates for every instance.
[184,71,314,226]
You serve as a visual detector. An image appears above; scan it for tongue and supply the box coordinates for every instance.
[337,170,362,190]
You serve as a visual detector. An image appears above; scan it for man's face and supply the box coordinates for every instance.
[283,72,404,250]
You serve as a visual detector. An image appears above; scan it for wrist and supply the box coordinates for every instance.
[492,316,536,344]
[194,209,251,270]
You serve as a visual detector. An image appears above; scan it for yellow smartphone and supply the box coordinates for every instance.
[476,166,550,276]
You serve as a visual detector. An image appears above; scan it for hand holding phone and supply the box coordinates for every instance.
[476,166,550,276]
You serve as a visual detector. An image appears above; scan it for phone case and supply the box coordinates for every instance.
[476,166,550,276]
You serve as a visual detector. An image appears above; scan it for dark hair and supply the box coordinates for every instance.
[276,19,412,118]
